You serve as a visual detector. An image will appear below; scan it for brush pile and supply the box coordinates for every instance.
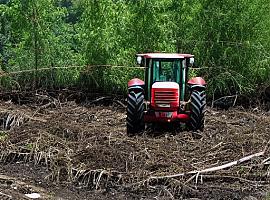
[0,95,270,199]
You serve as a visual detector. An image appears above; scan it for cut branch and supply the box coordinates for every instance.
[150,151,265,180]
[213,95,237,103]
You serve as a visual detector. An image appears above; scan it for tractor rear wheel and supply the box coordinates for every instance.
[127,91,145,135]
[188,90,206,131]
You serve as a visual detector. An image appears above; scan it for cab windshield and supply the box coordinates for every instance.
[152,59,181,83]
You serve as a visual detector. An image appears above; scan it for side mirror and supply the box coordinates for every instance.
[188,57,197,68]
[136,56,142,65]
[136,55,145,67]
[189,58,195,66]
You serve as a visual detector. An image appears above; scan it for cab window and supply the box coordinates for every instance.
[152,59,181,83]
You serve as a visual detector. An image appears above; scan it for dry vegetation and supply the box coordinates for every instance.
[0,92,270,199]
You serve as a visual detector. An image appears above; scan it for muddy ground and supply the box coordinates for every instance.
[0,92,270,199]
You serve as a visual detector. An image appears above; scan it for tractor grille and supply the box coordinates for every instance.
[154,90,178,106]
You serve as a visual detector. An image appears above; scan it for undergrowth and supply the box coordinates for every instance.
[0,66,145,95]
[0,61,269,98]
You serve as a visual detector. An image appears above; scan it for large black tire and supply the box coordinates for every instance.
[127,91,145,135]
[188,90,206,131]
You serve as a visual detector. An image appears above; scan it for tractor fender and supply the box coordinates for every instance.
[128,78,145,92]
[188,77,206,90]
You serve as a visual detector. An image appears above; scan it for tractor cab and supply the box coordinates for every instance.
[136,53,195,102]
[127,53,206,135]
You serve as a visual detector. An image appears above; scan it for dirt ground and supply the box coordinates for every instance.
[0,93,270,200]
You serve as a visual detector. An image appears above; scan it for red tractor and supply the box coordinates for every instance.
[127,53,206,135]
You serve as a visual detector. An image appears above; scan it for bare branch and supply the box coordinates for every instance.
[150,151,265,180]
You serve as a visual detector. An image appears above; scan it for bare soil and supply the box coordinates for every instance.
[0,94,270,199]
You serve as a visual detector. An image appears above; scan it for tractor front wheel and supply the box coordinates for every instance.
[127,91,145,135]
[188,90,206,131]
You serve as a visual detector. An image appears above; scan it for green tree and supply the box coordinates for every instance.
[195,0,270,95]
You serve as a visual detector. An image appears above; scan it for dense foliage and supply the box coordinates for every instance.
[0,0,270,96]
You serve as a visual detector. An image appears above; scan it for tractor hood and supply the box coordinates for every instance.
[152,82,179,89]
[151,82,179,111]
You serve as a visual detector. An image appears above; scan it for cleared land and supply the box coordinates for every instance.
[0,93,270,199]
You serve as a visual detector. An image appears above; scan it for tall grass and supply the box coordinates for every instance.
[0,66,144,95]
